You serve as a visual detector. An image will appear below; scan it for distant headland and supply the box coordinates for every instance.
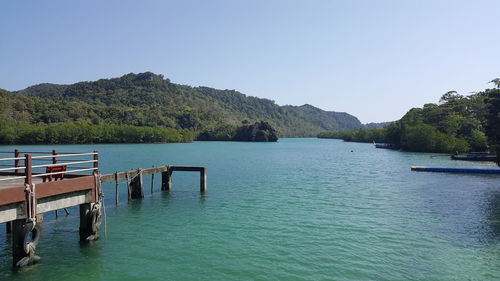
[0,72,367,144]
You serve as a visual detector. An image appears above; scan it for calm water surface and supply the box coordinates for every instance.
[1,138,499,280]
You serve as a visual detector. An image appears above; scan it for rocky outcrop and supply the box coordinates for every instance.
[234,121,278,142]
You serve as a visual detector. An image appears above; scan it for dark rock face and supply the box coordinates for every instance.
[234,121,278,142]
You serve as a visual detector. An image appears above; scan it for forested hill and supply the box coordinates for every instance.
[7,72,363,137]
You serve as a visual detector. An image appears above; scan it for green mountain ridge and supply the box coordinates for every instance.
[4,72,363,137]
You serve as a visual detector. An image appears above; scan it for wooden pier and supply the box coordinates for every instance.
[0,149,207,268]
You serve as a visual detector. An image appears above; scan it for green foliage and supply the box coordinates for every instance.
[319,82,500,154]
[4,72,363,139]
[400,124,469,153]
[198,121,278,142]
[319,128,386,143]
[234,121,279,142]
[468,129,488,152]
[484,83,500,153]
[0,122,194,144]
[197,124,238,141]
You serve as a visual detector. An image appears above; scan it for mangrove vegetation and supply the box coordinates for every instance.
[319,80,500,154]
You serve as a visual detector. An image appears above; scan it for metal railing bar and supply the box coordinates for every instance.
[18,151,54,154]
[0,176,27,182]
[31,152,98,159]
[53,159,94,162]
[54,166,91,169]
[31,158,90,162]
[0,157,26,161]
[0,167,22,172]
[31,160,97,169]
[32,168,98,178]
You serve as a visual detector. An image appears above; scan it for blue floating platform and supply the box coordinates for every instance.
[411,166,500,174]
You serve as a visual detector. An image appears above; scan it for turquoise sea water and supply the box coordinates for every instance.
[0,138,499,280]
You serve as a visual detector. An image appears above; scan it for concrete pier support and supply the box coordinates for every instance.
[6,221,12,234]
[79,203,101,242]
[12,220,24,265]
[130,170,144,199]
[12,219,41,267]
[161,170,172,191]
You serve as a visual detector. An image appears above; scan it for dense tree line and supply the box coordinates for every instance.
[197,121,278,142]
[319,80,500,154]
[0,122,194,144]
[3,72,364,138]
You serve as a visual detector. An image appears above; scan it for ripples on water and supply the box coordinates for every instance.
[0,139,499,280]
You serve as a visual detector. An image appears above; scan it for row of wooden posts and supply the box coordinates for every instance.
[101,165,207,204]
[6,165,207,233]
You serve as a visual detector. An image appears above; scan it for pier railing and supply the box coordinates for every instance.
[0,150,99,185]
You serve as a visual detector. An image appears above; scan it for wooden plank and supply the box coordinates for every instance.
[100,166,206,182]
[100,166,170,182]
[170,166,205,172]
[0,186,25,205]
[35,176,96,200]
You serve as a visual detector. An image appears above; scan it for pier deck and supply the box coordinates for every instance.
[0,149,207,268]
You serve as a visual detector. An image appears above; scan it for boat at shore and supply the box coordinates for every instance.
[373,141,399,150]
[451,152,497,162]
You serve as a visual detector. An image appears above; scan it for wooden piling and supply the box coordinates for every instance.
[100,165,207,193]
[200,167,207,193]
[14,149,20,175]
[79,203,99,242]
[115,172,119,205]
[161,170,172,192]
[151,172,154,194]
[130,169,144,199]
[126,172,131,201]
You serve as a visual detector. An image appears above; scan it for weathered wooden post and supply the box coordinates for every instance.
[79,203,101,242]
[79,151,102,242]
[14,149,20,175]
[79,204,94,241]
[130,169,144,199]
[151,172,155,194]
[126,172,131,201]
[200,167,207,193]
[161,168,172,191]
[12,154,42,267]
[52,149,58,165]
[51,149,58,217]
[115,172,119,205]
[93,151,99,169]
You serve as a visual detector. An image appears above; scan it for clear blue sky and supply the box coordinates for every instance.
[1,0,499,123]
